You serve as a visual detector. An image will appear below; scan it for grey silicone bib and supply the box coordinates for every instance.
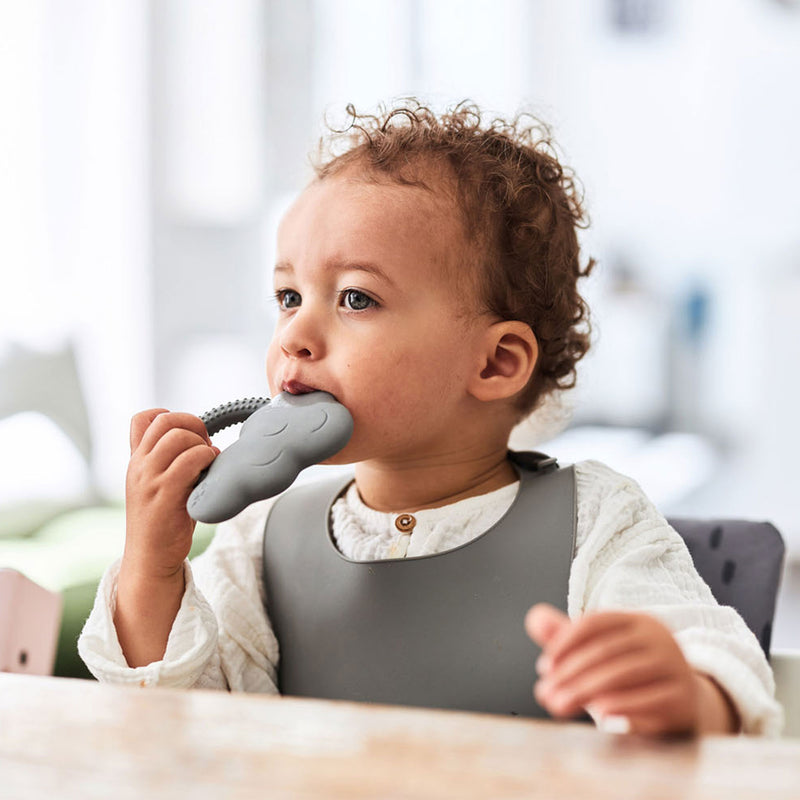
[262,453,575,718]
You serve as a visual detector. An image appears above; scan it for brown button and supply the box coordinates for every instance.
[395,513,416,533]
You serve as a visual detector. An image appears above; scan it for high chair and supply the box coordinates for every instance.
[668,517,799,737]
[0,568,63,675]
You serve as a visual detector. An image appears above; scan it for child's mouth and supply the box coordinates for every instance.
[282,380,317,395]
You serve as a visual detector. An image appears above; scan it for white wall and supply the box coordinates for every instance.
[1,0,150,498]
[3,0,799,554]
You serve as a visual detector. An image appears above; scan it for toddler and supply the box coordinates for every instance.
[79,101,782,736]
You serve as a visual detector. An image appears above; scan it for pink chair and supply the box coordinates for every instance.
[0,568,63,675]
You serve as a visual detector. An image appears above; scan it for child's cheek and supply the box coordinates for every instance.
[265,342,280,389]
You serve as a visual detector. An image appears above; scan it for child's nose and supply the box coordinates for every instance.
[279,310,322,359]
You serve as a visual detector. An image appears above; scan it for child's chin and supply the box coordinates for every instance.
[320,448,356,467]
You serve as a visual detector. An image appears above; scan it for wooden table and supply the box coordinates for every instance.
[1,674,798,799]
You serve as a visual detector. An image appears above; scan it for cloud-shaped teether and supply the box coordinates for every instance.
[187,391,353,523]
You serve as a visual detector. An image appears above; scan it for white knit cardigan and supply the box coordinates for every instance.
[78,459,783,735]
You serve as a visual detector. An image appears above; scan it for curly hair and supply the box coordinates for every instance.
[312,99,594,416]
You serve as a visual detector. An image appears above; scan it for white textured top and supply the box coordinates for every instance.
[78,460,783,735]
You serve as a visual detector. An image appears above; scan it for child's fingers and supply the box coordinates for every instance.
[588,681,693,736]
[525,603,569,647]
[537,650,669,717]
[164,442,220,494]
[536,629,647,683]
[539,611,634,671]
[137,411,212,455]
[130,408,170,453]
[146,428,213,475]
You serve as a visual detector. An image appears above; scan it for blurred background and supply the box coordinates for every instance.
[2,0,799,654]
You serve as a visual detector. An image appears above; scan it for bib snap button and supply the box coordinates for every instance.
[395,513,416,533]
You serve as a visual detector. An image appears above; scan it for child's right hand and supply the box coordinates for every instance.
[124,409,220,580]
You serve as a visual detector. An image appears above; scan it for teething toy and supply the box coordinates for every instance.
[187,391,354,524]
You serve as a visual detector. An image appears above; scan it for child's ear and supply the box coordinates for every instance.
[468,321,538,403]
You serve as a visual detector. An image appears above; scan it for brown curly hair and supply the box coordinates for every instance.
[312,99,594,416]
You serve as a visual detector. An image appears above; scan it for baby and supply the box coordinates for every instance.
[79,101,781,736]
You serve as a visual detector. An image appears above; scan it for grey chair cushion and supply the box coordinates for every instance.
[668,518,785,656]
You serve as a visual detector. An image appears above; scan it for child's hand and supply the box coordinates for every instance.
[525,604,703,736]
[124,409,219,580]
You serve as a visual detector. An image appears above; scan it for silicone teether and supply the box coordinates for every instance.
[187,391,353,524]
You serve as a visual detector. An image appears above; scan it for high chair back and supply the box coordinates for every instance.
[0,568,63,675]
[667,518,785,656]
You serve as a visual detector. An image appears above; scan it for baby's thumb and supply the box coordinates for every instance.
[524,603,569,646]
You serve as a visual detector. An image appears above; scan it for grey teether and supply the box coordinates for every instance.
[187,391,353,524]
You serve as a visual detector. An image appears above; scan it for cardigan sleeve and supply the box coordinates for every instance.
[78,497,279,693]
[569,459,784,736]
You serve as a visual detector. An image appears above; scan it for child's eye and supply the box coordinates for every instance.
[275,289,301,310]
[340,289,377,311]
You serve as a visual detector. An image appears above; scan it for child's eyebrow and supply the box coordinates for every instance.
[274,259,395,287]
[274,261,293,277]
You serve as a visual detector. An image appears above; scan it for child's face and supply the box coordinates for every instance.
[266,172,491,465]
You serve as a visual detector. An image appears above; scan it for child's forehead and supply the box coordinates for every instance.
[275,170,481,304]
[281,169,466,247]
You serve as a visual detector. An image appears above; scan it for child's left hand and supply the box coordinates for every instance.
[525,604,708,736]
